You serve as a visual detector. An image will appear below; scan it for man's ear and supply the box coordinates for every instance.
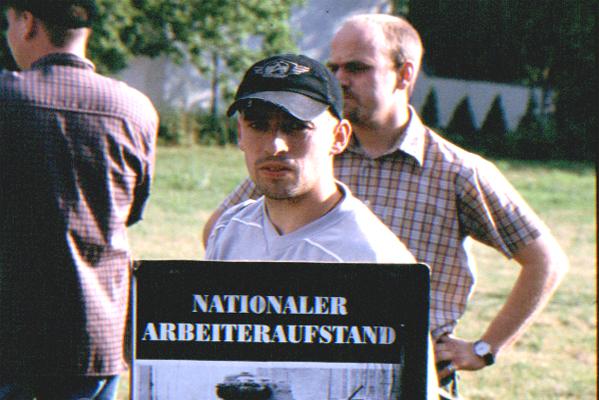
[396,61,415,91]
[331,119,352,155]
[19,11,39,41]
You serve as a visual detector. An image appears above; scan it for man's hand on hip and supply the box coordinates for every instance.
[434,335,488,380]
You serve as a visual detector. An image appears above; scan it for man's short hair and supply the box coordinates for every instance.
[1,0,97,28]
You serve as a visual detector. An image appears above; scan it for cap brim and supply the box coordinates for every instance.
[227,91,329,121]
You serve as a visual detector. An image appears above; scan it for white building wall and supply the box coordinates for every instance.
[411,74,541,131]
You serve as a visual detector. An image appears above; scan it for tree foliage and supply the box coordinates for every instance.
[89,0,141,74]
[420,87,440,129]
[445,96,477,150]
[407,0,596,160]
[121,0,303,114]
[1,0,303,113]
[479,95,508,156]
[125,1,301,69]
[510,92,557,160]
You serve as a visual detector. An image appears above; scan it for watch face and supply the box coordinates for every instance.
[474,340,491,356]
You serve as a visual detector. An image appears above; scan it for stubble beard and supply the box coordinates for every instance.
[344,97,371,128]
[255,176,303,201]
[345,101,382,131]
[346,107,373,129]
[345,108,360,125]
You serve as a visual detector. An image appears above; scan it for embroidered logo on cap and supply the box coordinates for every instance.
[254,61,310,78]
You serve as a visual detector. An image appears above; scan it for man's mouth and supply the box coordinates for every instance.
[343,91,356,101]
[257,162,293,177]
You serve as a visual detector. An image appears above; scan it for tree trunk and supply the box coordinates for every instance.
[210,52,220,119]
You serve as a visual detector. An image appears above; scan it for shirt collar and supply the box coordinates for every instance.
[345,105,427,166]
[30,53,96,71]
[395,105,426,166]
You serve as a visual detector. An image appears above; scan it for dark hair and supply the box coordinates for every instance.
[1,0,97,46]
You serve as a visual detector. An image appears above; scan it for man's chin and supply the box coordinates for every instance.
[256,183,296,201]
[265,194,294,201]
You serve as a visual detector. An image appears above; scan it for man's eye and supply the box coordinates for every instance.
[282,121,310,134]
[248,121,269,131]
[346,63,370,73]
[327,64,339,73]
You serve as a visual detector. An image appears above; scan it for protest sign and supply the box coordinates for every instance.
[132,261,430,399]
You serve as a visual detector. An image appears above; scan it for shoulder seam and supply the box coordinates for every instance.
[302,239,343,262]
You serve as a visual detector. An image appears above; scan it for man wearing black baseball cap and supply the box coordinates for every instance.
[206,54,415,263]
[206,55,440,398]
[0,0,157,399]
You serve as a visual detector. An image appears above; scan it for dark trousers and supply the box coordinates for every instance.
[0,375,120,400]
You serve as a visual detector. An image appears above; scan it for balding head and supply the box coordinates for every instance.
[336,14,423,87]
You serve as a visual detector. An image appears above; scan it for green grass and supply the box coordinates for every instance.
[122,146,596,399]
[128,145,246,259]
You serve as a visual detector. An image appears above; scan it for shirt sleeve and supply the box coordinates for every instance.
[127,111,159,226]
[456,157,548,258]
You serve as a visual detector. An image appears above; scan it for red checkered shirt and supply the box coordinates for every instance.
[214,107,547,337]
[0,54,158,376]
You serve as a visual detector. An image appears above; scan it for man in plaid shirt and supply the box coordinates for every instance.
[0,1,157,398]
[202,14,568,398]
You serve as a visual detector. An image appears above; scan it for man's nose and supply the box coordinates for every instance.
[266,131,289,155]
[334,68,350,86]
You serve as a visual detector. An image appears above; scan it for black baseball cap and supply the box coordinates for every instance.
[0,0,98,28]
[227,54,343,121]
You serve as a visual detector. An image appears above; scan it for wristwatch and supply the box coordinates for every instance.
[473,340,495,366]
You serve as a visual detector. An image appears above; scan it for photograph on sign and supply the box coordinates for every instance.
[134,360,403,399]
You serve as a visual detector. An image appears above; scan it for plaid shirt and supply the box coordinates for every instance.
[215,107,546,337]
[0,53,158,376]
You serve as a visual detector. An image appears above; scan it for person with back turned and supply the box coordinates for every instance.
[0,1,158,398]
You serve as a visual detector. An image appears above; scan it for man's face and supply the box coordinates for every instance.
[328,23,399,127]
[238,102,342,201]
[4,8,28,70]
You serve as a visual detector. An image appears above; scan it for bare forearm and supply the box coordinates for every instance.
[481,242,568,356]
[435,234,568,376]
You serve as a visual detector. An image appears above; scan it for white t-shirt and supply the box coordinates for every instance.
[205,182,437,398]
[206,182,415,263]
